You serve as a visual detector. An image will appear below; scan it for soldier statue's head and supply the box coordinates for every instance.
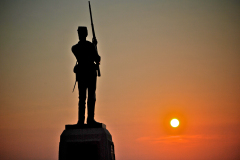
[77,26,88,41]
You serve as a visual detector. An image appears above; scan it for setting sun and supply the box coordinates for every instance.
[170,118,180,128]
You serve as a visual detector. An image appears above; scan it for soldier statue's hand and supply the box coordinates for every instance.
[92,38,98,46]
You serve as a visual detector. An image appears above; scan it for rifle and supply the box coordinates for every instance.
[89,1,101,77]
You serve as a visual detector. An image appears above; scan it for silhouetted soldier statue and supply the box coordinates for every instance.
[59,3,115,160]
[72,26,101,125]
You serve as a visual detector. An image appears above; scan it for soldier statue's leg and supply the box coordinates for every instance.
[77,80,87,125]
[86,75,100,124]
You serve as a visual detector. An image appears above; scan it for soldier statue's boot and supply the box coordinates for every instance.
[87,118,101,125]
[77,117,85,126]
[77,101,85,125]
[87,100,101,125]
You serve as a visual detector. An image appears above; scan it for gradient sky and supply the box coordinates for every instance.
[0,0,240,160]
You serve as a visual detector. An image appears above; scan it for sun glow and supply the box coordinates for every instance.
[170,118,179,128]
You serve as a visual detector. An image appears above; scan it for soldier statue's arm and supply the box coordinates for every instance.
[71,45,78,73]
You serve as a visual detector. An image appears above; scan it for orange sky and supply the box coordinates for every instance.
[0,0,240,160]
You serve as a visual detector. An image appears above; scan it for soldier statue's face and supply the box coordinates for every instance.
[77,27,88,41]
[78,32,87,41]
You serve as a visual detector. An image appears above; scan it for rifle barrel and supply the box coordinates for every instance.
[88,1,101,77]
[88,1,96,41]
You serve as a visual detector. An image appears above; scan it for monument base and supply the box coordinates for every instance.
[59,123,115,160]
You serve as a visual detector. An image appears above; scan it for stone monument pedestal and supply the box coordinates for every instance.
[59,123,115,160]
